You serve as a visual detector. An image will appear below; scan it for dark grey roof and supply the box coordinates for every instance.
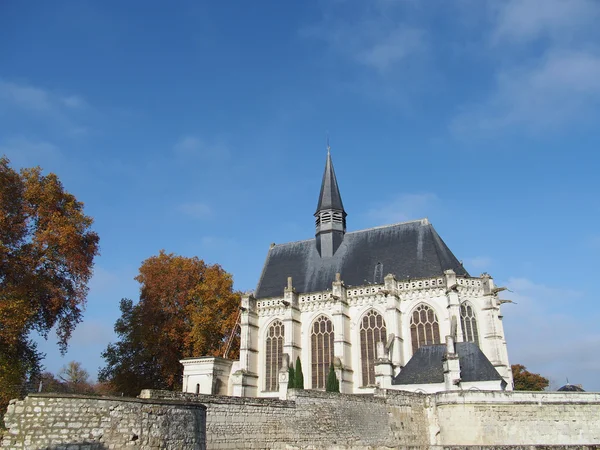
[255,219,468,299]
[558,384,585,392]
[392,342,504,385]
[315,151,345,213]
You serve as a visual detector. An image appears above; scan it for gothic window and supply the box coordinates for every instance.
[311,315,334,389]
[265,320,284,392]
[360,310,387,386]
[460,303,479,346]
[410,304,441,355]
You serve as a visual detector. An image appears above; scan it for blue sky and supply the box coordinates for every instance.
[1,0,600,391]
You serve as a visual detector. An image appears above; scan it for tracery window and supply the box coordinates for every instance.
[410,304,440,354]
[265,320,284,392]
[460,303,479,346]
[311,315,334,389]
[360,310,387,386]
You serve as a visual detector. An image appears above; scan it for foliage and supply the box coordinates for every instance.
[38,362,115,395]
[512,364,549,391]
[0,157,99,415]
[288,364,295,389]
[99,251,241,396]
[294,356,304,389]
[326,364,339,392]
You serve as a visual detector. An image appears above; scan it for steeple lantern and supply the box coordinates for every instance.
[315,147,347,257]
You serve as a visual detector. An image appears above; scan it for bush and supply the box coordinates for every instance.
[326,364,339,392]
[294,357,304,389]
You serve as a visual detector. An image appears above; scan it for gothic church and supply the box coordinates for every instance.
[181,149,513,397]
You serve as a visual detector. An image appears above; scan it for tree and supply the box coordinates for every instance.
[294,356,304,389]
[99,251,240,396]
[288,364,295,389]
[326,364,339,393]
[0,157,99,414]
[512,364,549,391]
[58,361,94,394]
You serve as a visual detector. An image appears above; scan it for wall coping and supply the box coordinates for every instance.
[21,392,207,410]
[432,390,600,405]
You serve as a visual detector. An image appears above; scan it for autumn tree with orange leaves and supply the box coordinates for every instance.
[512,364,549,391]
[0,157,99,414]
[99,251,240,396]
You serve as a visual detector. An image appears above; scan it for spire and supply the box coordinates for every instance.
[314,145,347,258]
[315,147,345,213]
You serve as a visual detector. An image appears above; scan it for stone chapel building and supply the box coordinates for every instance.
[181,149,513,397]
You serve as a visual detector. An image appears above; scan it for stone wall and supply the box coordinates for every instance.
[432,390,600,447]
[5,389,600,449]
[1,393,206,450]
[140,388,430,449]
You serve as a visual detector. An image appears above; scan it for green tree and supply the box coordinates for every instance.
[99,252,240,396]
[294,356,304,389]
[512,364,549,391]
[0,157,99,414]
[326,364,339,392]
[288,364,295,389]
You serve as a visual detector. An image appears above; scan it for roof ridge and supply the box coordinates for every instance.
[267,218,431,249]
[345,218,430,235]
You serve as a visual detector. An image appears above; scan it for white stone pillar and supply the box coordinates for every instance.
[444,269,464,343]
[374,341,394,389]
[234,293,258,397]
[283,277,301,370]
[332,273,353,393]
[481,275,510,385]
[443,336,461,391]
[383,274,403,367]
[278,354,290,400]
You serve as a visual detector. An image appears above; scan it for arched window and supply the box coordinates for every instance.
[360,310,387,386]
[311,315,334,389]
[265,320,284,391]
[460,303,479,345]
[195,384,200,394]
[410,304,440,354]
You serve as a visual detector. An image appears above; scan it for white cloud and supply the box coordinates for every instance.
[0,137,61,168]
[491,0,599,45]
[178,202,213,220]
[173,135,230,161]
[464,256,492,271]
[451,50,600,134]
[0,80,53,112]
[501,277,600,390]
[300,2,428,75]
[0,79,91,136]
[367,193,437,224]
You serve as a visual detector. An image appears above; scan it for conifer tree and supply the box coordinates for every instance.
[294,356,304,389]
[326,363,339,392]
[288,364,295,389]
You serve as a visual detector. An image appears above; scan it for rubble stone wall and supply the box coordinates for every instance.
[4,389,600,449]
[140,388,430,449]
[1,393,206,450]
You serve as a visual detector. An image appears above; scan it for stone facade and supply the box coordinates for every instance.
[183,268,513,397]
[1,393,206,450]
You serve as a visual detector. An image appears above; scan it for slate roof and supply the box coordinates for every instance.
[255,219,468,299]
[558,384,585,392]
[392,342,504,385]
[315,151,345,213]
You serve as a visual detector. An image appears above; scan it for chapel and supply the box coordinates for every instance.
[181,148,513,397]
